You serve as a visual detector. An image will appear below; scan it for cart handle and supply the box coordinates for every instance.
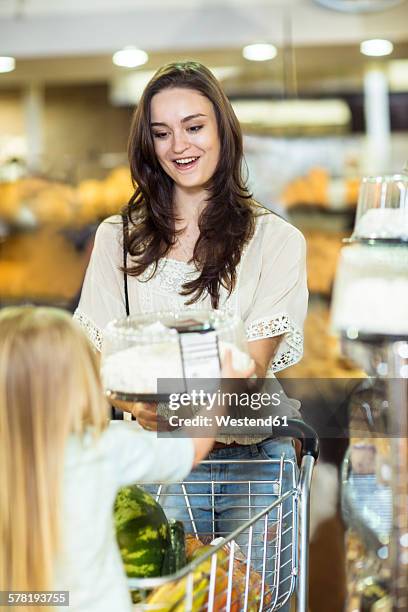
[273,418,319,460]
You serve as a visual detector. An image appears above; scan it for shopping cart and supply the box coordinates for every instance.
[128,419,319,612]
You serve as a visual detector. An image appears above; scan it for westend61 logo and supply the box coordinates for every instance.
[168,389,282,411]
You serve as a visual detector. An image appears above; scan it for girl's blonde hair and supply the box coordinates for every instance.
[0,306,108,605]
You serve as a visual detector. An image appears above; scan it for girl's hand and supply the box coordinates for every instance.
[221,349,255,379]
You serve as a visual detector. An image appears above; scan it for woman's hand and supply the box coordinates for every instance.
[130,402,160,431]
[221,349,256,379]
[110,397,159,431]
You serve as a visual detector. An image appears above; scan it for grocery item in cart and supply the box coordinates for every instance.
[163,520,187,574]
[114,485,170,578]
[146,537,250,611]
[187,535,268,611]
[350,174,408,242]
[331,244,408,336]
[101,310,251,400]
[207,538,272,610]
[145,566,210,611]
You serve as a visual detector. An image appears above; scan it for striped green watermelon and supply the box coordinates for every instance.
[114,485,170,578]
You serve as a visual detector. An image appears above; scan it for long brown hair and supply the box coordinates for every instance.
[125,61,256,308]
[0,307,107,609]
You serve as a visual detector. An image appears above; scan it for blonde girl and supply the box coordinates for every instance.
[0,306,251,612]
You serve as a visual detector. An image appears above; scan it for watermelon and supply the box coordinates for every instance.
[169,520,186,572]
[162,520,187,575]
[114,485,170,578]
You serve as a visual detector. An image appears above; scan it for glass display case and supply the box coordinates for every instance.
[331,172,408,611]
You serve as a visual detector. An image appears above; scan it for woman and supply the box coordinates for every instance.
[74,61,308,608]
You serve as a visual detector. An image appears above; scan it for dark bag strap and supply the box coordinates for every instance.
[112,213,131,421]
[122,212,130,317]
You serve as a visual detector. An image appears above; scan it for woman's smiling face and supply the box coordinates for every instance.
[150,87,221,191]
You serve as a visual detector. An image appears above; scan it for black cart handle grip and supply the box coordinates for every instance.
[273,418,319,460]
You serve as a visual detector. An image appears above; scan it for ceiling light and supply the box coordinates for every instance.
[242,43,277,62]
[388,60,408,91]
[232,99,351,133]
[0,56,15,73]
[112,47,148,68]
[360,39,394,57]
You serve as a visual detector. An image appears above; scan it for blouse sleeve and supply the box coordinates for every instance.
[73,216,125,351]
[244,216,308,373]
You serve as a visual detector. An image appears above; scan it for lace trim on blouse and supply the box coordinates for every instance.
[138,259,201,313]
[246,313,303,372]
[136,221,261,314]
[74,306,303,373]
[73,309,103,352]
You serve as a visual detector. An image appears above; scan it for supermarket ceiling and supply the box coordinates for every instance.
[1,0,408,56]
[0,0,407,91]
[0,0,406,15]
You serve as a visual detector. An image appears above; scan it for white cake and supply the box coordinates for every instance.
[333,277,408,336]
[101,338,251,395]
[355,208,408,240]
[101,342,183,394]
[332,245,408,336]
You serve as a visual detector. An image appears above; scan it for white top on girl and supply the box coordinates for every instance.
[54,421,194,612]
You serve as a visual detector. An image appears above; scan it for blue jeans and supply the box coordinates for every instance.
[151,438,298,611]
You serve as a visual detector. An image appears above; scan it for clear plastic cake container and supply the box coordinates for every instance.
[101,309,251,401]
[350,174,408,242]
[331,244,408,338]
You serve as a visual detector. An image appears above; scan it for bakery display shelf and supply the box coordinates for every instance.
[309,290,332,304]
[1,215,97,234]
[0,164,133,230]
[338,338,408,610]
[0,222,38,238]
[0,219,10,241]
[343,331,408,346]
[341,450,392,554]
[288,202,356,215]
[0,207,39,236]
[344,236,408,246]
[289,207,355,233]
[60,223,98,252]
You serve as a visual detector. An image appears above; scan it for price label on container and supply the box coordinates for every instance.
[179,330,221,393]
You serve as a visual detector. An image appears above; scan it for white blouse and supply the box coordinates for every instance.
[74,211,308,376]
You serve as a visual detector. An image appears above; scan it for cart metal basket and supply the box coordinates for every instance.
[128,420,319,612]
